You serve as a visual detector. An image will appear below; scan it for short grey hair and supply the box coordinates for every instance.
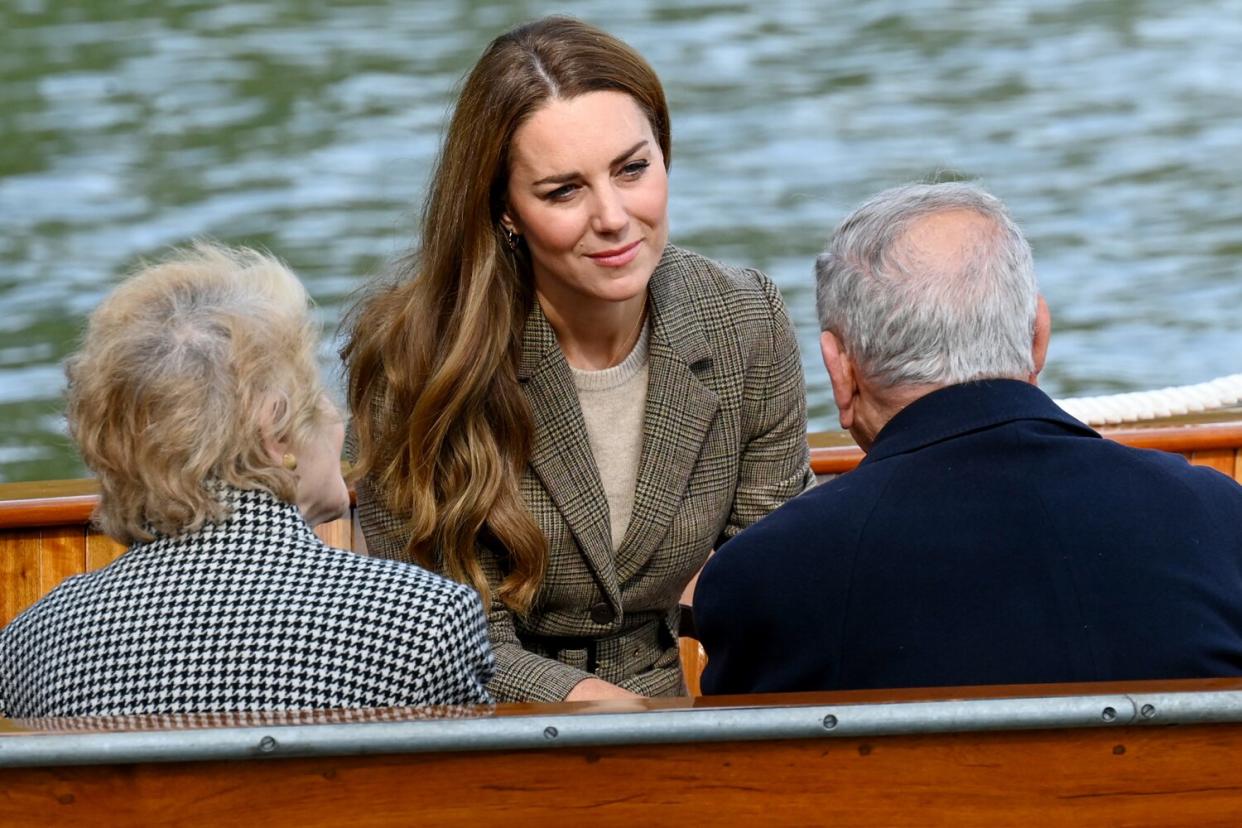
[66,242,329,543]
[815,182,1037,388]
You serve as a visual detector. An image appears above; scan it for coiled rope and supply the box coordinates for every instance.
[1054,373,1242,426]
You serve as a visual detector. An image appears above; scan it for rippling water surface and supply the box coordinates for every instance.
[3,0,1241,482]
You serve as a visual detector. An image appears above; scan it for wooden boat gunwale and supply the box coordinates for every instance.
[4,416,1242,527]
[3,677,1242,769]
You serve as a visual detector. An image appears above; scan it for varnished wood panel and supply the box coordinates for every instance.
[38,527,86,597]
[0,530,47,625]
[313,516,352,551]
[678,637,705,696]
[0,529,93,627]
[1190,448,1237,479]
[3,723,1242,827]
[84,532,126,571]
[0,527,86,623]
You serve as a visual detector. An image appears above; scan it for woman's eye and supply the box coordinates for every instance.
[620,160,649,178]
[545,184,578,201]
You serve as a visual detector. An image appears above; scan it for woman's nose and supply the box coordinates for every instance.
[590,184,629,235]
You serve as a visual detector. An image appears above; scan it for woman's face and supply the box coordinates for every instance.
[503,90,669,314]
[293,399,349,527]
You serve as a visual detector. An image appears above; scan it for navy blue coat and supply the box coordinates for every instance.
[695,380,1242,695]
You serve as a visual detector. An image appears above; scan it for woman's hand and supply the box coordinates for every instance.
[565,677,643,701]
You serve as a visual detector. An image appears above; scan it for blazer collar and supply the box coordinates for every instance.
[643,245,714,367]
[861,379,1098,466]
[517,298,559,383]
[616,246,719,582]
[518,303,616,598]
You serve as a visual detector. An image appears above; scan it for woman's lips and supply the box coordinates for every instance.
[587,240,642,267]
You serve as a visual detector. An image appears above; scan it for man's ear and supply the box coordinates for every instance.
[820,330,858,431]
[1030,295,1051,383]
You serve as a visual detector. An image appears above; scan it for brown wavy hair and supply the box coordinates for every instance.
[66,242,329,544]
[342,17,671,614]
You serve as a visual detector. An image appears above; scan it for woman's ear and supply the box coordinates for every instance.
[259,395,291,465]
[500,209,520,236]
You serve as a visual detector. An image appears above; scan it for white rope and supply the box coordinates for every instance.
[1054,373,1242,426]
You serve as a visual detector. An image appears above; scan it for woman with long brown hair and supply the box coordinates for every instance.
[344,16,813,702]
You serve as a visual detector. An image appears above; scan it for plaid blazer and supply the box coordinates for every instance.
[0,486,494,717]
[356,245,813,702]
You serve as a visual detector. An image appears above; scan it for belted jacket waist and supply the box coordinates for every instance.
[519,614,673,683]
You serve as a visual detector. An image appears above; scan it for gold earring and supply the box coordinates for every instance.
[281,453,298,471]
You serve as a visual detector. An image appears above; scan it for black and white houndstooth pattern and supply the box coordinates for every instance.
[0,486,494,717]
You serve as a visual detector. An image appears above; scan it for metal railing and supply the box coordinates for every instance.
[4,687,1242,769]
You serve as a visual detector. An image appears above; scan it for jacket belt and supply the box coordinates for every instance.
[520,616,669,679]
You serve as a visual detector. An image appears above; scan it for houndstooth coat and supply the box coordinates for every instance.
[0,486,494,717]
[356,245,813,702]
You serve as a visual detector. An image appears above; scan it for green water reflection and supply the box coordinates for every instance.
[2,0,1241,481]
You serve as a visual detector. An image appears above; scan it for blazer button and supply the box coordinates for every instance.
[590,602,616,625]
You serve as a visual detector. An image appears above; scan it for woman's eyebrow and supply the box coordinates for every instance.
[610,139,648,166]
[531,140,649,187]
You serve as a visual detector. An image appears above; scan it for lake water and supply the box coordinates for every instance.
[3,0,1241,482]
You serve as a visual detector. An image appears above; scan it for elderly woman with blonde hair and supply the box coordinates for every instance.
[0,243,494,717]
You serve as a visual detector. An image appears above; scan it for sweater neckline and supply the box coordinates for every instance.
[569,318,652,392]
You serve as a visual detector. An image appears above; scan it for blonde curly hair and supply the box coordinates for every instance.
[66,242,329,543]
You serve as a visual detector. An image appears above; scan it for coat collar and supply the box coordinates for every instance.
[861,379,1098,466]
[517,245,720,600]
[140,483,316,548]
[518,302,614,593]
[617,246,719,583]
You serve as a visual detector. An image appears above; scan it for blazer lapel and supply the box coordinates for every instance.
[615,252,720,583]
[519,304,619,601]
